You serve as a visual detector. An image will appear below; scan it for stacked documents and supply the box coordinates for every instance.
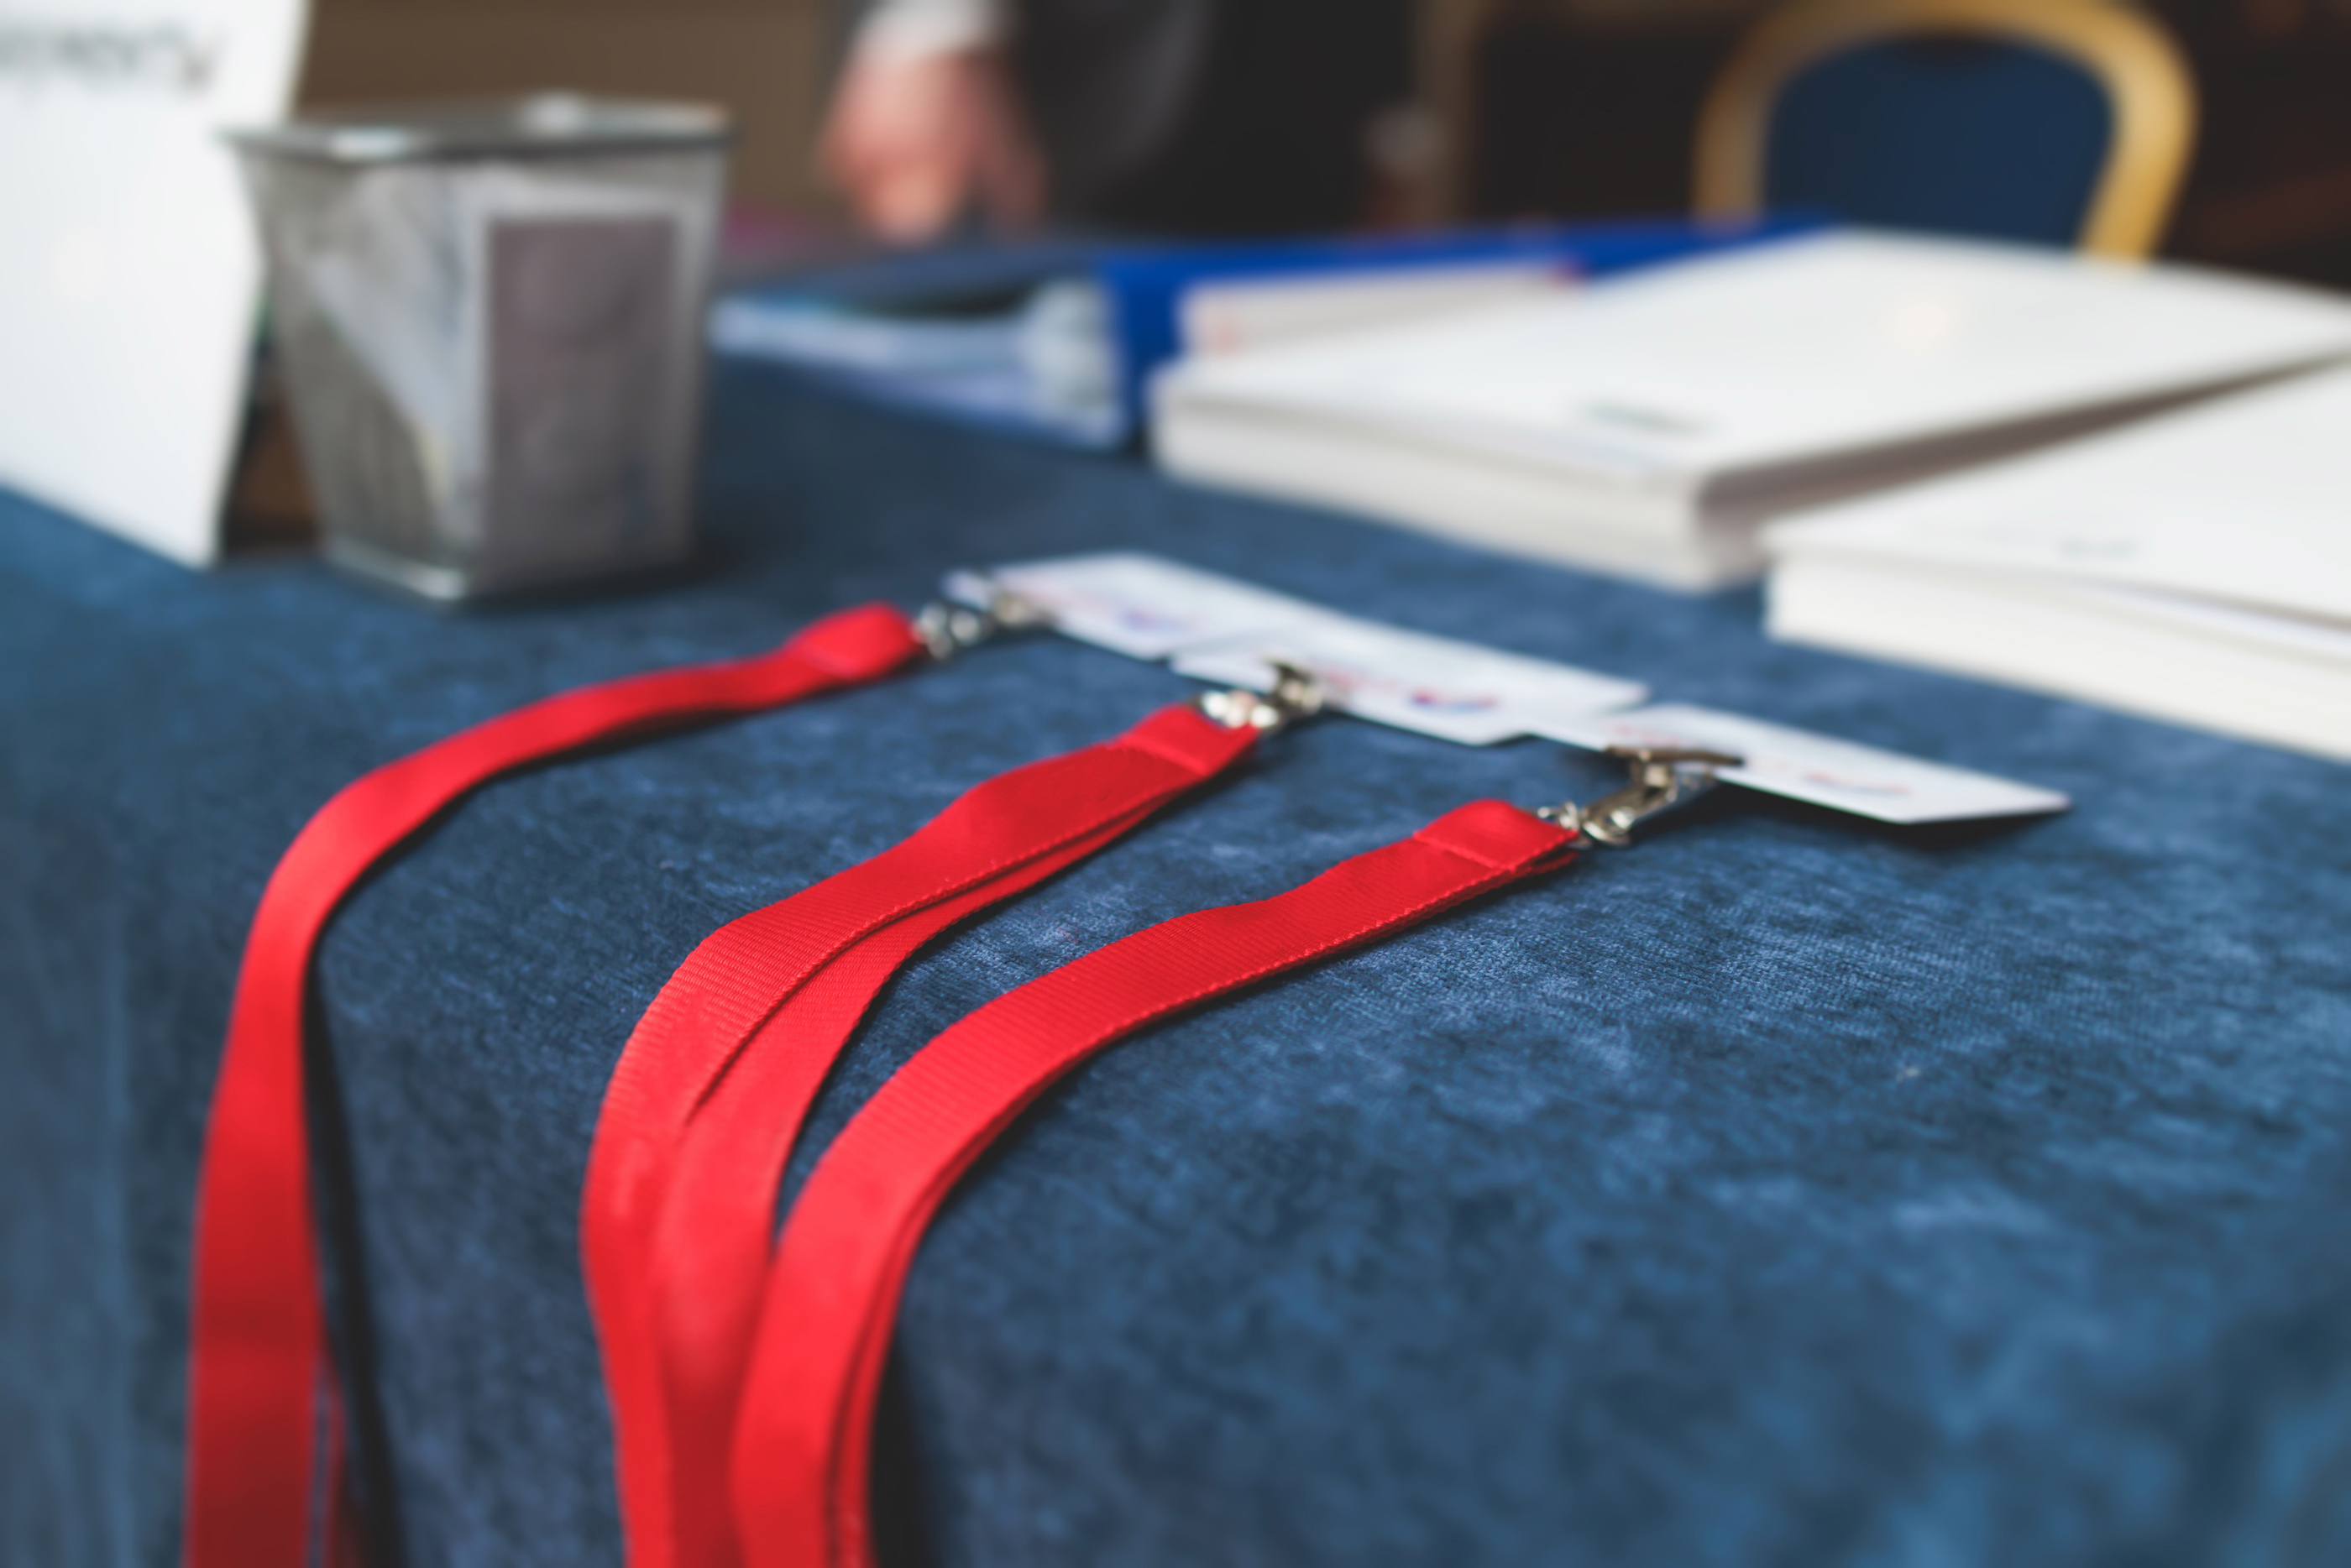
[1152,232,2351,590]
[709,222,1785,449]
[1765,365,2351,761]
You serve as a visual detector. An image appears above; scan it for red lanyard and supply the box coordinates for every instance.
[720,800,1579,1568]
[182,604,926,1568]
[584,704,1264,1568]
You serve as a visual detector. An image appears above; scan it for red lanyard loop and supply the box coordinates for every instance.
[721,801,1578,1568]
[182,604,927,1568]
[586,705,1260,1568]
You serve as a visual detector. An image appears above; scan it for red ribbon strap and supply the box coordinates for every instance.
[183,604,927,1568]
[725,801,1577,1568]
[584,705,1259,1568]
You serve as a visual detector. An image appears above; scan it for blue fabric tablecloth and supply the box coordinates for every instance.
[5,358,2350,1568]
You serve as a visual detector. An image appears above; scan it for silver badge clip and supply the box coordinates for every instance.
[1535,745,1743,849]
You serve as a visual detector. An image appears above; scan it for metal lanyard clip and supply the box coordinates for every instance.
[914,583,1050,662]
[1193,661,1327,736]
[1537,745,1743,848]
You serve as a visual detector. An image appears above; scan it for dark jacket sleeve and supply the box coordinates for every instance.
[1012,0,1214,212]
[827,0,1404,234]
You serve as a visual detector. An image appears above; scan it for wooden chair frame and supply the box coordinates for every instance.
[1694,0,2198,257]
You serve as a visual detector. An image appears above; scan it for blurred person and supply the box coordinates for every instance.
[819,0,1412,243]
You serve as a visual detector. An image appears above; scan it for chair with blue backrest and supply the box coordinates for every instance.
[1695,0,2197,257]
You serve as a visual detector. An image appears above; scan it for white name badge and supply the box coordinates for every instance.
[945,551,1328,661]
[951,550,1647,744]
[948,553,2058,813]
[1541,704,2071,824]
[1172,616,1648,746]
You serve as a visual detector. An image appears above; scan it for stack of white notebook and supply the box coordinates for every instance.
[1152,232,2351,590]
[1765,365,2351,762]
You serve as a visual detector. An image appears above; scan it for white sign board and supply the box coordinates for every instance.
[0,0,309,564]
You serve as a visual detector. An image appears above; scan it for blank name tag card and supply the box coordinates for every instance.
[949,553,2062,815]
[945,551,1328,661]
[951,551,1648,744]
[0,0,309,564]
[1172,617,1647,745]
[1541,704,2071,823]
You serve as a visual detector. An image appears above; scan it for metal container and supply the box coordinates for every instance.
[228,96,730,600]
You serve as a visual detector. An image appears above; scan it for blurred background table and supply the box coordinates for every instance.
[6,351,2351,1567]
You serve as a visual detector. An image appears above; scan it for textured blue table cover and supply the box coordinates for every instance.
[5,356,2351,1568]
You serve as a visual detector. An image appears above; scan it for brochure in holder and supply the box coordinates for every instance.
[0,0,309,566]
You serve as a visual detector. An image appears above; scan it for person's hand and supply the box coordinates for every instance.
[818,44,1045,243]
